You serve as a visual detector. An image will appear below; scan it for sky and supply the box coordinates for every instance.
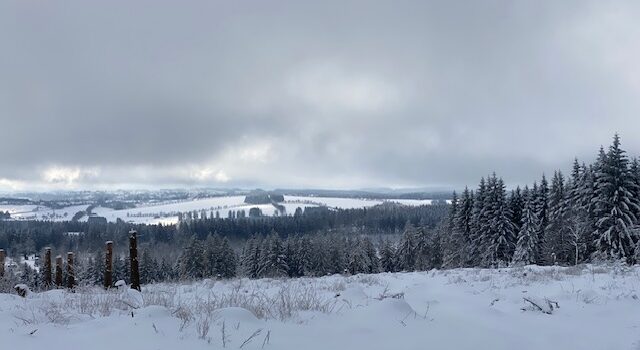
[1,0,640,192]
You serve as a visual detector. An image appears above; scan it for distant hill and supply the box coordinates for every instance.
[272,188,452,200]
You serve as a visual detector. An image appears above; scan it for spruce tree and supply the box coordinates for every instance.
[204,234,222,277]
[261,232,288,277]
[512,195,540,266]
[379,239,397,272]
[565,161,592,265]
[241,236,262,278]
[469,178,488,266]
[443,191,466,268]
[456,187,475,266]
[509,187,524,235]
[533,175,549,263]
[295,237,312,276]
[217,237,237,278]
[593,135,640,261]
[179,237,206,279]
[545,171,571,264]
[413,227,430,270]
[397,223,416,271]
[483,175,516,266]
[347,238,369,275]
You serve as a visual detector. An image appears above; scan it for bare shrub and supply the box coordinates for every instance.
[195,315,210,340]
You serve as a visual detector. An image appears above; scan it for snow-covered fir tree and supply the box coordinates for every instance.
[544,171,571,264]
[512,193,540,266]
[593,134,640,261]
[179,237,206,279]
[485,175,516,267]
[379,239,397,272]
[241,236,262,278]
[260,232,289,277]
[397,223,416,271]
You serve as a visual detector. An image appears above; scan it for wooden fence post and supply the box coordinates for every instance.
[104,241,113,289]
[55,255,63,287]
[0,249,5,278]
[129,230,140,291]
[44,247,52,288]
[66,252,75,290]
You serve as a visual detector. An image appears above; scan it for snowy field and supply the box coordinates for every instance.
[3,196,438,225]
[2,264,640,350]
[0,204,89,222]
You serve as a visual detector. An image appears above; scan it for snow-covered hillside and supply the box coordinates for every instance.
[3,195,441,225]
[2,264,639,350]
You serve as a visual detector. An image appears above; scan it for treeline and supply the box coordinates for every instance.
[180,203,448,240]
[442,134,640,267]
[274,189,452,200]
[0,203,448,258]
[7,225,444,291]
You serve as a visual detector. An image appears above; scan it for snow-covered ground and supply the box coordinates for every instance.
[3,196,439,225]
[0,204,89,221]
[2,264,639,350]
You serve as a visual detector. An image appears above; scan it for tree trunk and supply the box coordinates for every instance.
[55,256,63,287]
[104,241,113,289]
[44,247,52,288]
[66,252,75,290]
[0,249,5,278]
[129,230,140,291]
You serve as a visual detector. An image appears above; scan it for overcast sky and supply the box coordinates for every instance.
[1,1,640,192]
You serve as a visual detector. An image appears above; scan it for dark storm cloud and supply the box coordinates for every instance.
[1,0,639,190]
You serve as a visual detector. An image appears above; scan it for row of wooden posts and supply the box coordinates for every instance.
[0,230,142,292]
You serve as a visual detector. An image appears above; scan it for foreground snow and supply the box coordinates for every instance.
[2,264,640,350]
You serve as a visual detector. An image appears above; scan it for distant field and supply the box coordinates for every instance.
[1,196,442,225]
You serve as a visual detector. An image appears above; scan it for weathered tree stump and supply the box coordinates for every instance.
[0,249,5,278]
[44,247,52,288]
[66,252,75,290]
[129,230,140,291]
[55,255,63,287]
[104,241,113,289]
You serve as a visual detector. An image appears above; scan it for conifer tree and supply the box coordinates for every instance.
[179,237,206,279]
[379,239,397,272]
[593,135,640,261]
[217,237,237,278]
[509,187,524,235]
[469,178,487,266]
[413,227,431,270]
[347,238,370,275]
[397,223,416,271]
[361,236,379,273]
[295,237,312,276]
[327,235,348,274]
[483,175,516,266]
[545,171,571,264]
[241,236,262,278]
[533,175,549,263]
[204,234,222,277]
[512,195,540,266]
[261,232,288,277]
[445,187,474,267]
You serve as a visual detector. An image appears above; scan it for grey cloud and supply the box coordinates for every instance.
[1,0,639,190]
